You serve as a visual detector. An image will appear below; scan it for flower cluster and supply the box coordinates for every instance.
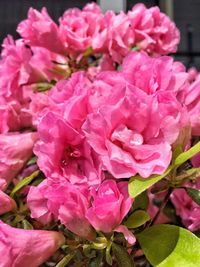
[1,2,200,266]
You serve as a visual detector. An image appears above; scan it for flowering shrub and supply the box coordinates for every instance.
[1,2,200,267]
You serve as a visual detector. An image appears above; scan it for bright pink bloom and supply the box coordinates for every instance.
[0,36,32,98]
[0,190,16,215]
[28,179,96,240]
[17,8,65,54]
[171,178,200,231]
[0,97,21,133]
[187,67,199,83]
[83,86,185,178]
[104,11,134,63]
[59,3,106,55]
[0,220,65,267]
[34,112,102,187]
[115,225,136,245]
[121,51,188,95]
[128,4,180,55]
[27,180,52,224]
[86,180,133,233]
[30,47,68,82]
[0,132,38,186]
[30,71,92,128]
[179,78,200,136]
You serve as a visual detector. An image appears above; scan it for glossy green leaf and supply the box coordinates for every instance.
[55,252,76,267]
[128,167,171,198]
[10,170,40,198]
[124,210,150,229]
[174,141,200,166]
[112,243,135,267]
[186,187,200,205]
[89,251,103,267]
[132,191,149,211]
[137,224,200,267]
[106,241,113,266]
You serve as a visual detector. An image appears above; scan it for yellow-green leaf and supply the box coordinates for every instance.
[137,224,200,267]
[10,170,40,198]
[124,210,150,229]
[128,167,172,198]
[174,141,200,166]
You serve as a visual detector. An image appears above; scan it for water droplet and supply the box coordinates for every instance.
[129,133,143,146]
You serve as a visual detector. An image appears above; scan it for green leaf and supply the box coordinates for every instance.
[55,252,76,267]
[22,219,33,230]
[35,82,54,92]
[186,187,200,205]
[174,141,200,166]
[10,170,40,198]
[106,241,113,265]
[112,243,135,267]
[89,251,103,267]
[27,156,37,166]
[137,224,200,267]
[132,191,149,211]
[128,167,171,198]
[124,210,150,229]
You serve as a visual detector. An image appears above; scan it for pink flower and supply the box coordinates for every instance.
[83,86,184,178]
[171,178,200,231]
[0,36,32,98]
[128,4,180,55]
[0,220,65,267]
[86,180,133,233]
[0,132,38,186]
[187,67,199,83]
[27,180,52,224]
[0,190,16,215]
[104,11,134,63]
[121,51,188,95]
[30,47,69,82]
[59,3,106,55]
[34,112,102,187]
[28,179,96,240]
[17,8,65,54]
[179,78,200,136]
[0,97,21,133]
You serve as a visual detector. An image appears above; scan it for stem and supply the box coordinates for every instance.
[150,188,172,226]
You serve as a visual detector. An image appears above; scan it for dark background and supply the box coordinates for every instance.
[0,0,199,69]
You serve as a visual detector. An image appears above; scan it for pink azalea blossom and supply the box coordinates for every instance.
[28,179,96,240]
[86,180,133,233]
[27,180,53,224]
[59,3,106,55]
[179,78,200,136]
[0,132,38,186]
[30,47,68,82]
[187,67,199,83]
[171,178,200,231]
[0,220,65,267]
[128,4,180,55]
[17,8,65,54]
[83,86,185,178]
[0,36,32,98]
[0,97,21,133]
[34,112,102,187]
[103,11,134,63]
[0,190,16,215]
[121,51,188,95]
